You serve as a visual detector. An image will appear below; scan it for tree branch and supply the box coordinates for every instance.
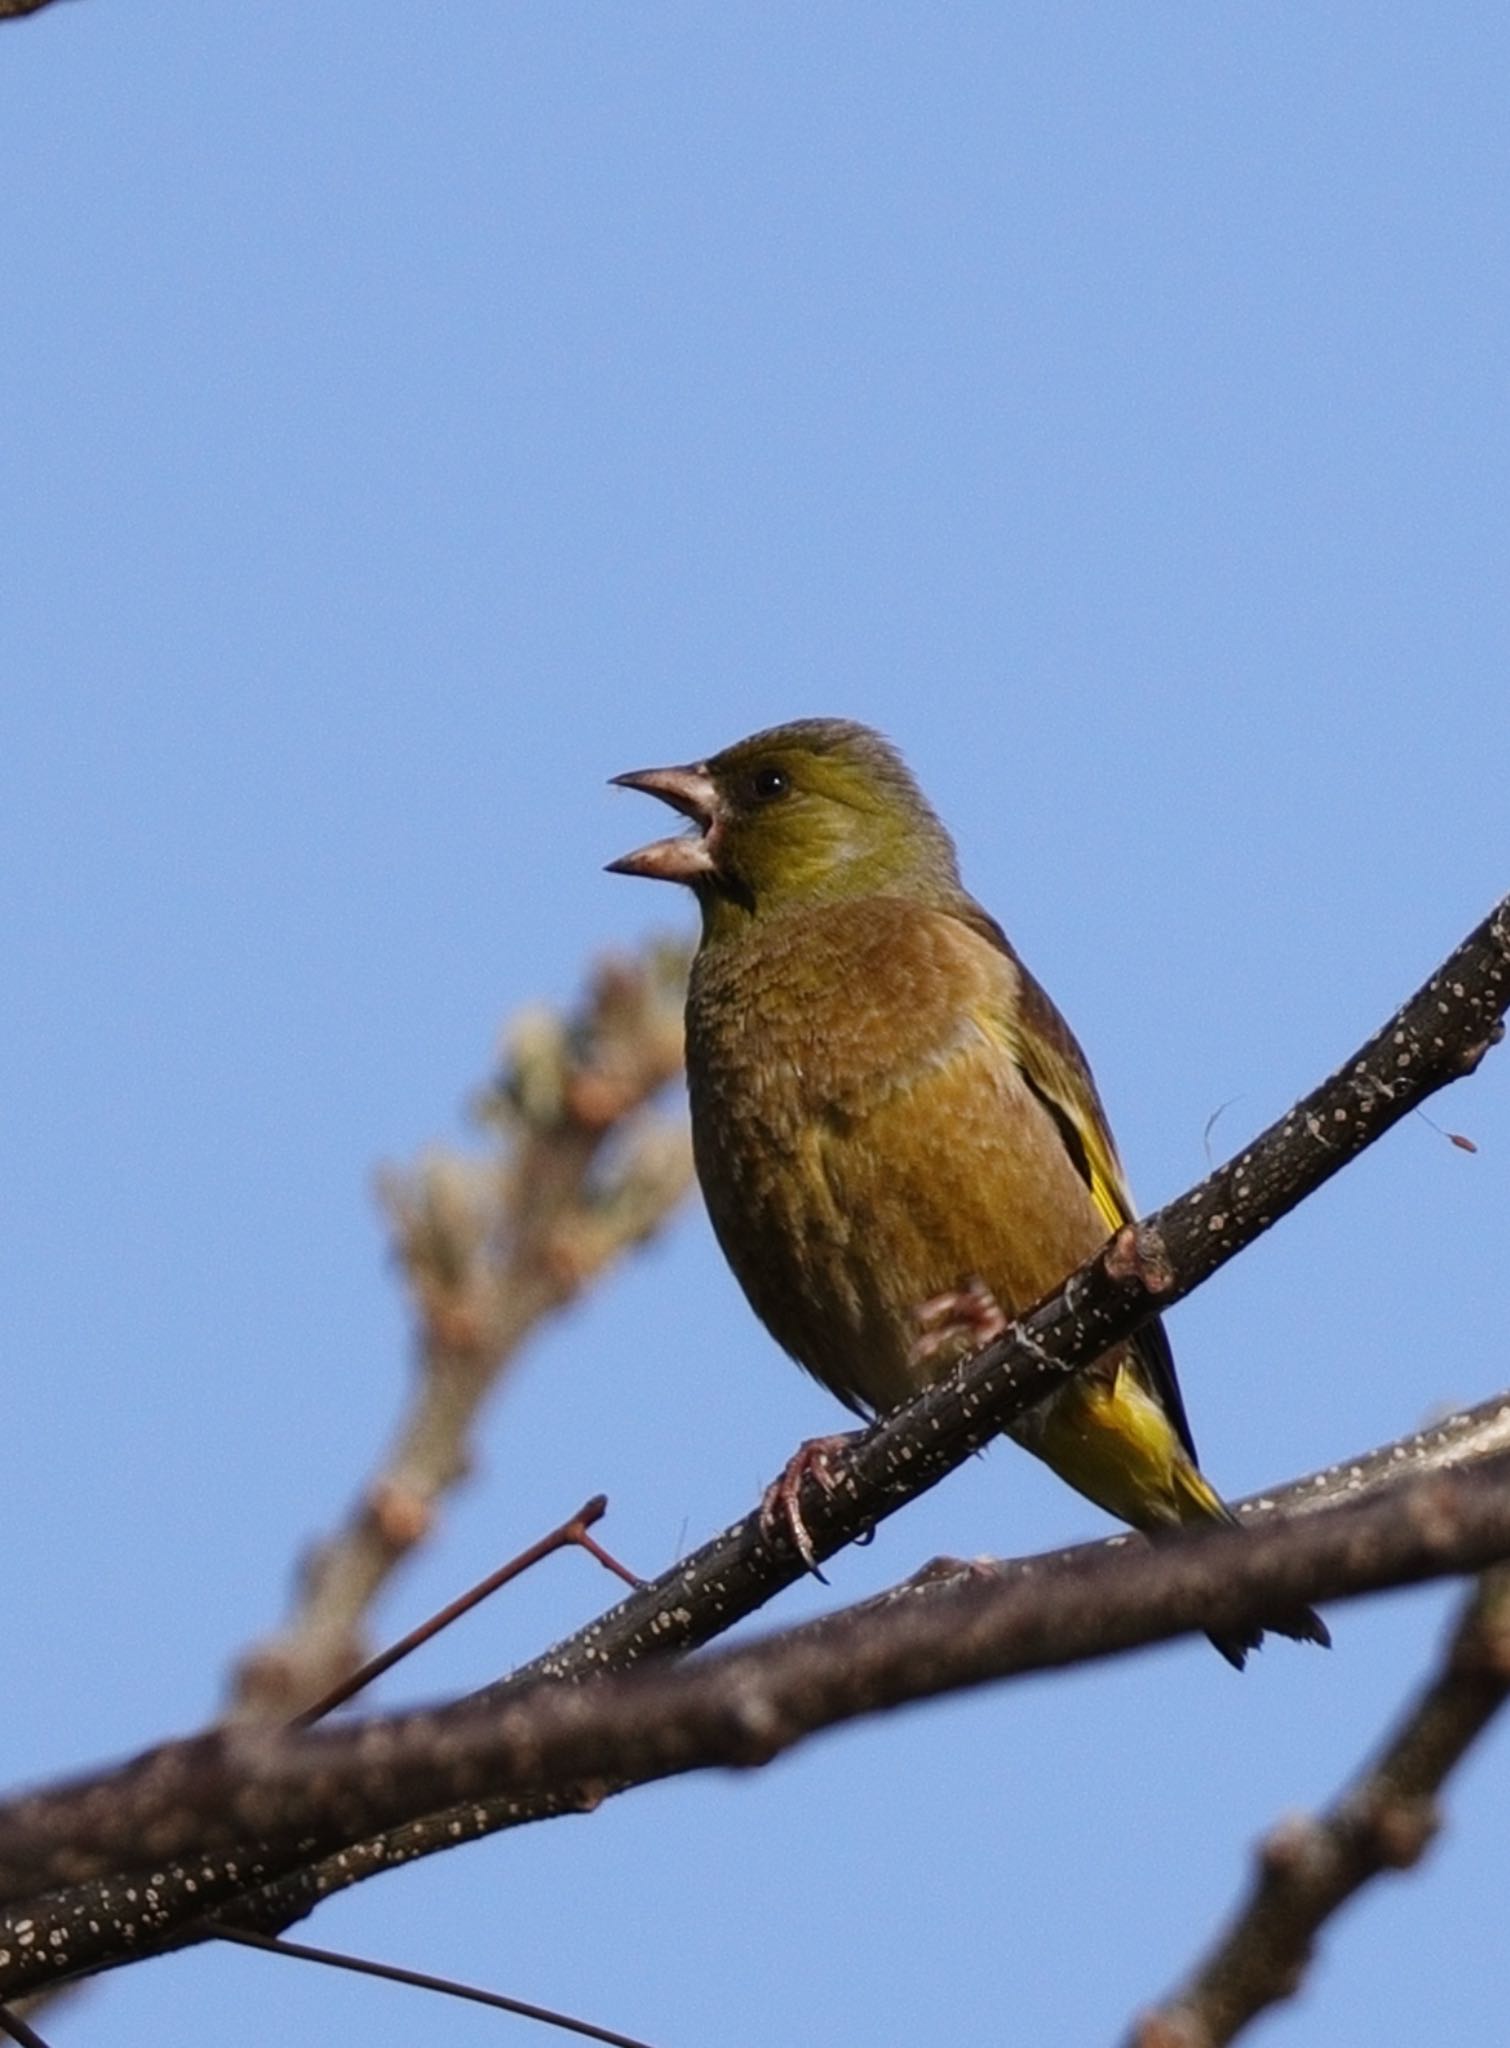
[2,1402,1508,1998]
[4,1454,1510,1932]
[202,1384,1510,1946]
[155,1395,1510,1954]
[1130,1562,1510,2048]
[812,1384,1510,1627]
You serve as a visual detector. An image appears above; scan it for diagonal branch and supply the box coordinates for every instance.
[2,1401,1508,1998]
[206,1394,1510,1949]
[805,1384,1510,1630]
[1129,1561,1510,2048]
[4,1454,1510,1925]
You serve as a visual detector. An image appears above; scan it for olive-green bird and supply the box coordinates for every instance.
[609,717,1327,1667]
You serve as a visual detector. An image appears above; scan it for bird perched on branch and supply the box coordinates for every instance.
[609,717,1327,1667]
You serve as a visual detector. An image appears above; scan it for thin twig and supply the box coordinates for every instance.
[288,1495,621,1728]
[1129,1562,1510,2047]
[216,1927,657,2048]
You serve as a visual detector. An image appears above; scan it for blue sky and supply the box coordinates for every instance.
[3,5,1508,2043]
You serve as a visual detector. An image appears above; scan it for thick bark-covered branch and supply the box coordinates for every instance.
[0,893,1503,1993]
[812,1385,1510,1629]
[1130,1562,1510,2047]
[149,1395,1510,1957]
[4,1454,1510,1935]
[2,1391,1501,1997]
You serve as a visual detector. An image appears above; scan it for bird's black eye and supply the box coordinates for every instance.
[750,765,791,803]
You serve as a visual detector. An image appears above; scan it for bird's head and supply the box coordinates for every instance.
[608,718,961,940]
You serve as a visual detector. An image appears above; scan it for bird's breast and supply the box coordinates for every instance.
[683,904,1085,1414]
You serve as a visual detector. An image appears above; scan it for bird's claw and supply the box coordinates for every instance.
[909,1276,1009,1367]
[759,1434,857,1578]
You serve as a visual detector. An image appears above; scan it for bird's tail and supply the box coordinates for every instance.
[1018,1357,1331,1668]
[1171,1461,1331,1671]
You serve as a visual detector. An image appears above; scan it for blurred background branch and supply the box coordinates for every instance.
[228,939,694,1722]
[1131,1560,1510,2048]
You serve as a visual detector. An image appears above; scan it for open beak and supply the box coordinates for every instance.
[606,763,721,883]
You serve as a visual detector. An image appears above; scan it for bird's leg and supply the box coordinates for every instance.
[759,1434,861,1577]
[910,1274,1009,1367]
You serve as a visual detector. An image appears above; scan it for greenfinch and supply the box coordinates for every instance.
[609,718,1327,1667]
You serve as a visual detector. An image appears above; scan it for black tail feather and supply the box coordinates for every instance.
[1209,1603,1331,1671]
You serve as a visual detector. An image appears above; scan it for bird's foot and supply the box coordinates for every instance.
[910,1275,1009,1367]
[759,1434,859,1577]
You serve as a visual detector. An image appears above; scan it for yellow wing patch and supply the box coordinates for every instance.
[1080,1127,1131,1237]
